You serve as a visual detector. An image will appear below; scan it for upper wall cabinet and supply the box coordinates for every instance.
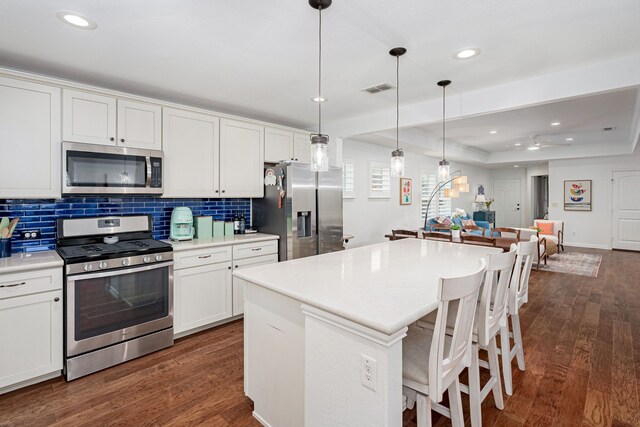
[220,119,264,198]
[0,77,61,198]
[63,89,162,150]
[293,132,311,164]
[163,108,219,198]
[264,127,294,163]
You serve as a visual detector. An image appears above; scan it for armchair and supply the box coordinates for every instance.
[534,220,564,252]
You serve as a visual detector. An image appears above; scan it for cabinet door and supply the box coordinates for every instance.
[265,127,293,163]
[163,108,219,198]
[173,262,232,335]
[0,77,61,198]
[232,253,278,316]
[117,100,162,150]
[219,118,264,198]
[63,89,116,145]
[293,132,311,164]
[0,290,63,389]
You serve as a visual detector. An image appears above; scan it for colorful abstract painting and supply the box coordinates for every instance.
[564,180,592,211]
[400,178,412,205]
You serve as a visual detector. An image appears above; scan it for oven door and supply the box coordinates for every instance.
[66,261,173,357]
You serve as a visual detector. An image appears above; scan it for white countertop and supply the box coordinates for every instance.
[165,233,279,252]
[0,250,63,274]
[234,238,502,335]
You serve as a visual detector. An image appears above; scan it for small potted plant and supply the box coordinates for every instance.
[484,198,495,211]
[451,224,461,239]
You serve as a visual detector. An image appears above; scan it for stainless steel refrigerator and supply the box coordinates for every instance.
[252,162,343,261]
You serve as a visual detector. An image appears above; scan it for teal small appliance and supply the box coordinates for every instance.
[170,207,195,241]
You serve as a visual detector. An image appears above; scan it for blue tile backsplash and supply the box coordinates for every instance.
[0,197,251,253]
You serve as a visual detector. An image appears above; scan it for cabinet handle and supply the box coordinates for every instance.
[227,266,232,270]
[198,255,212,259]
[110,137,115,142]
[120,138,125,143]
[221,190,226,194]
[0,281,26,288]
[54,297,60,302]
[251,248,262,251]
[215,190,219,194]
[235,265,239,269]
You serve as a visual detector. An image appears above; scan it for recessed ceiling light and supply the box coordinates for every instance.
[513,165,519,168]
[565,137,574,141]
[454,48,480,59]
[528,146,540,151]
[551,122,561,126]
[490,130,497,134]
[514,143,521,146]
[311,97,327,103]
[56,11,97,29]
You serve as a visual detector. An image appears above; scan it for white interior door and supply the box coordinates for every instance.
[493,178,521,227]
[612,170,640,251]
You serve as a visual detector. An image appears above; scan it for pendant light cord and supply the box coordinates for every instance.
[318,5,322,135]
[396,55,399,151]
[442,84,446,160]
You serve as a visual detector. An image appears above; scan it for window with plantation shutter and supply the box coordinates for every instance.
[368,162,390,198]
[342,160,355,198]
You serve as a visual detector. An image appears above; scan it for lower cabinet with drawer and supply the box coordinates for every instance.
[0,268,63,393]
[172,238,278,337]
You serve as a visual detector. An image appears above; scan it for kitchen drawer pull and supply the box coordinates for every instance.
[198,255,212,259]
[235,265,239,268]
[54,297,60,302]
[0,281,26,288]
[251,248,262,251]
[227,266,232,270]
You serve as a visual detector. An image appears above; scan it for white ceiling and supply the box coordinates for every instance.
[356,88,638,156]
[1,0,640,131]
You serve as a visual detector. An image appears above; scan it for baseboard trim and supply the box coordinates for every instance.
[253,411,273,427]
[564,242,611,250]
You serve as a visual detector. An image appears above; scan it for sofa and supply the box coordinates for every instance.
[425,214,493,237]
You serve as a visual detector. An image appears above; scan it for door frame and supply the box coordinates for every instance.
[611,169,640,251]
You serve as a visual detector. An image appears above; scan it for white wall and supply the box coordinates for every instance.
[342,139,492,247]
[548,150,640,249]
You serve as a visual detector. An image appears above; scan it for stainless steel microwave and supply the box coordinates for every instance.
[62,142,163,195]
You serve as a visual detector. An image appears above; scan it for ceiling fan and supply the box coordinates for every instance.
[514,134,573,150]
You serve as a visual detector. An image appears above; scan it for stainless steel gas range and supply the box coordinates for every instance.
[56,215,174,380]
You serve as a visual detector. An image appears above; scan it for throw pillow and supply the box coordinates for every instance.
[435,216,448,224]
[462,219,476,228]
[442,217,452,226]
[536,221,554,235]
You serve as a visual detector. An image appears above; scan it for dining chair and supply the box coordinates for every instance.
[491,227,521,240]
[422,230,453,242]
[403,261,486,427]
[460,234,496,248]
[416,248,517,427]
[500,239,536,396]
[533,234,548,269]
[391,229,419,240]
[430,223,452,233]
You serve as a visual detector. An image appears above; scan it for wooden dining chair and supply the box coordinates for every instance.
[460,234,496,248]
[491,227,521,240]
[391,229,419,240]
[403,261,486,427]
[430,223,452,233]
[422,230,453,242]
[500,239,536,396]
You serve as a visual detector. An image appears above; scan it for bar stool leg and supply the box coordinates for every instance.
[500,324,513,396]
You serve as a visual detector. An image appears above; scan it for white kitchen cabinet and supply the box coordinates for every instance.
[293,132,312,164]
[173,261,233,335]
[63,89,117,146]
[265,127,294,163]
[0,77,61,199]
[232,253,278,316]
[63,89,162,150]
[0,268,63,393]
[219,118,264,198]
[117,99,162,150]
[163,108,220,198]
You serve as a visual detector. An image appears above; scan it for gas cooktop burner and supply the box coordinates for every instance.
[57,239,172,262]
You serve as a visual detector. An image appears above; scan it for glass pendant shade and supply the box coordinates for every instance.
[310,134,329,172]
[390,149,404,177]
[438,160,450,181]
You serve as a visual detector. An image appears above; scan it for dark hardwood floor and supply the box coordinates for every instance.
[1,247,639,426]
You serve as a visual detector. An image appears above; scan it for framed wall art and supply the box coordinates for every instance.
[564,180,592,211]
[400,178,412,205]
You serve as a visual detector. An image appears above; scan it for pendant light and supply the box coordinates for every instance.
[437,79,451,182]
[389,47,407,177]
[309,0,332,172]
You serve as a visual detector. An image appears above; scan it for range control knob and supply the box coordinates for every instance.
[83,263,93,272]
[155,254,163,262]
[122,259,131,267]
[98,261,108,269]
[143,256,151,263]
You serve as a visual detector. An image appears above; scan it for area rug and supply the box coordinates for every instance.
[538,251,602,277]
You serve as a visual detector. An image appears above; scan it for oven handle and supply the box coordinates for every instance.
[67,261,174,281]
[145,156,152,188]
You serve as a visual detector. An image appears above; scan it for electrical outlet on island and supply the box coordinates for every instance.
[361,354,377,391]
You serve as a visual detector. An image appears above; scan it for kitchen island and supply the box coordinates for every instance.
[233,238,501,427]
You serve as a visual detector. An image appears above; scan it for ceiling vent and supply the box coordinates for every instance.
[362,83,395,94]
[603,126,616,131]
